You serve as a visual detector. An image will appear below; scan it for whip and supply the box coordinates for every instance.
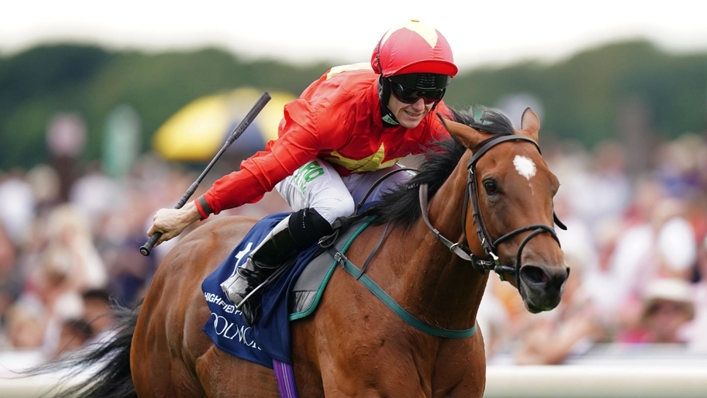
[140,91,272,256]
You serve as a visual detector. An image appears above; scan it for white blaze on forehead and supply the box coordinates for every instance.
[513,155,536,180]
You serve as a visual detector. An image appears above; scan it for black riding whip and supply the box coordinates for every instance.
[140,91,272,256]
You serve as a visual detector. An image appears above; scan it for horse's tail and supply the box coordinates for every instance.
[23,302,140,398]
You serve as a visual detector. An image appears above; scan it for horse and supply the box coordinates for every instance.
[32,106,568,397]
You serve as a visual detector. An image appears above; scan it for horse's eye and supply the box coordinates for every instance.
[483,180,498,195]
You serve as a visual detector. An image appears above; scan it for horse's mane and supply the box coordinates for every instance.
[367,106,515,228]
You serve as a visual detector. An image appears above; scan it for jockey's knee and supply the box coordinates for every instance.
[310,195,355,225]
[288,208,335,248]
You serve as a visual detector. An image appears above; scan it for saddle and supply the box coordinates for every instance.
[200,211,373,369]
[289,213,370,317]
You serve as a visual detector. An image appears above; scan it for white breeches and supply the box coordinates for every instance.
[275,159,414,224]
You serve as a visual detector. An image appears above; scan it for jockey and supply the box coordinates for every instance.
[147,19,459,322]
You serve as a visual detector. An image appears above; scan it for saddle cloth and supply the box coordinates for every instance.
[201,212,369,369]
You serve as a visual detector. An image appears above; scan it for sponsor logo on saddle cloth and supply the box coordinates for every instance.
[201,212,343,369]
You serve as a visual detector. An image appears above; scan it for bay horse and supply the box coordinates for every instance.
[35,107,568,397]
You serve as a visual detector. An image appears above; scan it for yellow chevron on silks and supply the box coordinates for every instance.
[325,143,402,172]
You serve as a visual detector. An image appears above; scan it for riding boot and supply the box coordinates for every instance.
[221,216,297,307]
[220,208,334,325]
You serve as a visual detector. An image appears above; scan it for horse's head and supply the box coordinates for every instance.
[439,108,568,313]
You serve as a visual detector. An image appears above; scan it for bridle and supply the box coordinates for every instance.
[419,134,566,287]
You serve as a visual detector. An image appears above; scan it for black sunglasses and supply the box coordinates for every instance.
[387,79,446,105]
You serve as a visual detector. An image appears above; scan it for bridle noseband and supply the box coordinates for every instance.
[419,134,566,287]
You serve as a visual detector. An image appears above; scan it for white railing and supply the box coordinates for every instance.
[485,365,707,398]
[2,346,707,397]
[2,366,706,398]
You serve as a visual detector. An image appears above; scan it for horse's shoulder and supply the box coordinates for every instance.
[164,215,258,258]
[158,215,261,276]
[186,215,258,240]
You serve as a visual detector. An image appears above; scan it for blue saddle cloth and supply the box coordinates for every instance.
[201,212,322,369]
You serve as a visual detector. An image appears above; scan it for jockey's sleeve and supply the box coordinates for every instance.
[197,100,324,217]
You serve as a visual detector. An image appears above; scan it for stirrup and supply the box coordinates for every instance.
[235,260,292,326]
[235,261,292,310]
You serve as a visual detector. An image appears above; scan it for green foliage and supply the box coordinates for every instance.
[446,41,707,147]
[1,40,706,170]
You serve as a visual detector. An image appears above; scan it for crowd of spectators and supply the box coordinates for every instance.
[0,129,705,366]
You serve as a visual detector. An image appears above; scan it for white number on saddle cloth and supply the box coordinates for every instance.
[228,242,254,278]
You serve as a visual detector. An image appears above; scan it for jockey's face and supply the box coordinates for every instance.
[387,95,433,129]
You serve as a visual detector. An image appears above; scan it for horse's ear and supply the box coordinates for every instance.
[520,107,540,142]
[436,113,486,148]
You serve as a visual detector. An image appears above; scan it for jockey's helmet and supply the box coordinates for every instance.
[371,19,457,93]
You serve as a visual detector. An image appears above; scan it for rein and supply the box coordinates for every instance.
[327,217,477,339]
[419,134,565,287]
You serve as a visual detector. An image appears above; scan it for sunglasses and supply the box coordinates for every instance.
[388,79,445,105]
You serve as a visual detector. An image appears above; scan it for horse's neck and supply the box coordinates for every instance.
[385,159,489,330]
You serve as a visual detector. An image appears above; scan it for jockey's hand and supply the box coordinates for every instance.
[147,201,202,247]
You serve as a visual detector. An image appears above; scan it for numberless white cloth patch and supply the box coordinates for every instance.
[513,155,536,180]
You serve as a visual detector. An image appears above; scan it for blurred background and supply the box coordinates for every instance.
[1,1,707,396]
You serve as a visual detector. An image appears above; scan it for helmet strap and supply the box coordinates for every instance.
[375,40,399,126]
[378,77,400,127]
[375,39,383,75]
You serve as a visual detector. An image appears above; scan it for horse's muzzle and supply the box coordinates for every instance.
[518,264,569,313]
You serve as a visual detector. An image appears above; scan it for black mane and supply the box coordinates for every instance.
[366,106,515,228]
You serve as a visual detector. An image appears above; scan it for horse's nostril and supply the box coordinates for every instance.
[520,266,549,285]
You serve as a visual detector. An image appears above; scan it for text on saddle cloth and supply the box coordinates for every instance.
[200,212,370,369]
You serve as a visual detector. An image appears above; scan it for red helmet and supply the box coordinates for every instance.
[371,20,458,78]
